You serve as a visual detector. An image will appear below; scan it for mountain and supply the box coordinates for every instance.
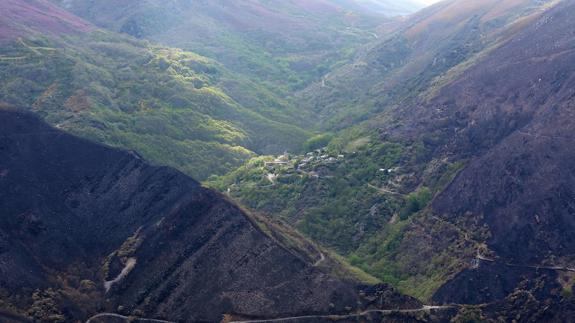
[0,109,428,322]
[334,0,427,16]
[0,0,314,180]
[300,0,554,128]
[368,0,575,319]
[4,0,575,321]
[339,0,575,318]
[218,0,560,278]
[48,0,402,93]
[0,0,427,183]
[214,0,575,320]
[392,0,575,304]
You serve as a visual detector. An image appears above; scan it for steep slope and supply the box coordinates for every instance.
[214,0,558,280]
[423,4,575,264]
[0,109,425,322]
[363,0,575,319]
[301,0,555,128]
[49,0,401,95]
[214,1,575,317]
[372,0,575,263]
[0,0,312,180]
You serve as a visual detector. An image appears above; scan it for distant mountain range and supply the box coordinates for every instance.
[334,0,427,15]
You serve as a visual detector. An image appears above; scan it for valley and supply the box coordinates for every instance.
[1,0,575,322]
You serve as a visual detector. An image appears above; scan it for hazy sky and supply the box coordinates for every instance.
[420,0,442,4]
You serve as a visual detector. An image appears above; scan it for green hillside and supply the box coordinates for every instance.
[0,32,311,179]
[50,0,390,100]
[208,128,467,299]
[208,0,561,301]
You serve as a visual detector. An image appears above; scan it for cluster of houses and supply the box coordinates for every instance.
[297,149,344,171]
[264,152,291,168]
[260,149,345,181]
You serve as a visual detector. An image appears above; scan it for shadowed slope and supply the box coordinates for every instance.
[0,110,419,322]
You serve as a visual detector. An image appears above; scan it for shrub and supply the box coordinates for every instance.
[303,133,334,152]
[400,187,432,220]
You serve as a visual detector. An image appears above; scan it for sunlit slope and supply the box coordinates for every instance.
[0,0,311,180]
[50,0,396,96]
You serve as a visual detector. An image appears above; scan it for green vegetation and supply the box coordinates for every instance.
[210,126,473,300]
[58,0,384,100]
[210,133,409,253]
[239,204,380,285]
[400,187,432,220]
[0,33,311,179]
[303,133,334,152]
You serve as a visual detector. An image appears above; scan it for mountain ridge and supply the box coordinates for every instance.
[0,109,425,322]
[0,1,315,180]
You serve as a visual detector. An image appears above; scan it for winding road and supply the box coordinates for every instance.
[86,313,174,323]
[230,305,456,323]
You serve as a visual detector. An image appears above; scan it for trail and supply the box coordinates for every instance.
[313,251,325,267]
[517,130,575,141]
[230,305,456,323]
[367,183,402,197]
[104,258,137,292]
[476,253,575,272]
[0,55,27,61]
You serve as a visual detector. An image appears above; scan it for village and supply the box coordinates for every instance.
[261,148,345,183]
[260,148,402,185]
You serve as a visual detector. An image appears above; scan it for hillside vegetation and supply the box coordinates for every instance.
[211,0,574,307]
[209,128,467,299]
[50,0,400,102]
[0,31,312,179]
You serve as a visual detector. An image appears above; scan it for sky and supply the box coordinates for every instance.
[419,0,442,4]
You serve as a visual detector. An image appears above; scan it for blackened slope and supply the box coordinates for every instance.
[380,0,575,314]
[0,110,363,321]
[113,190,358,321]
[0,110,193,289]
[428,0,575,264]
[331,0,575,314]
[299,0,549,128]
